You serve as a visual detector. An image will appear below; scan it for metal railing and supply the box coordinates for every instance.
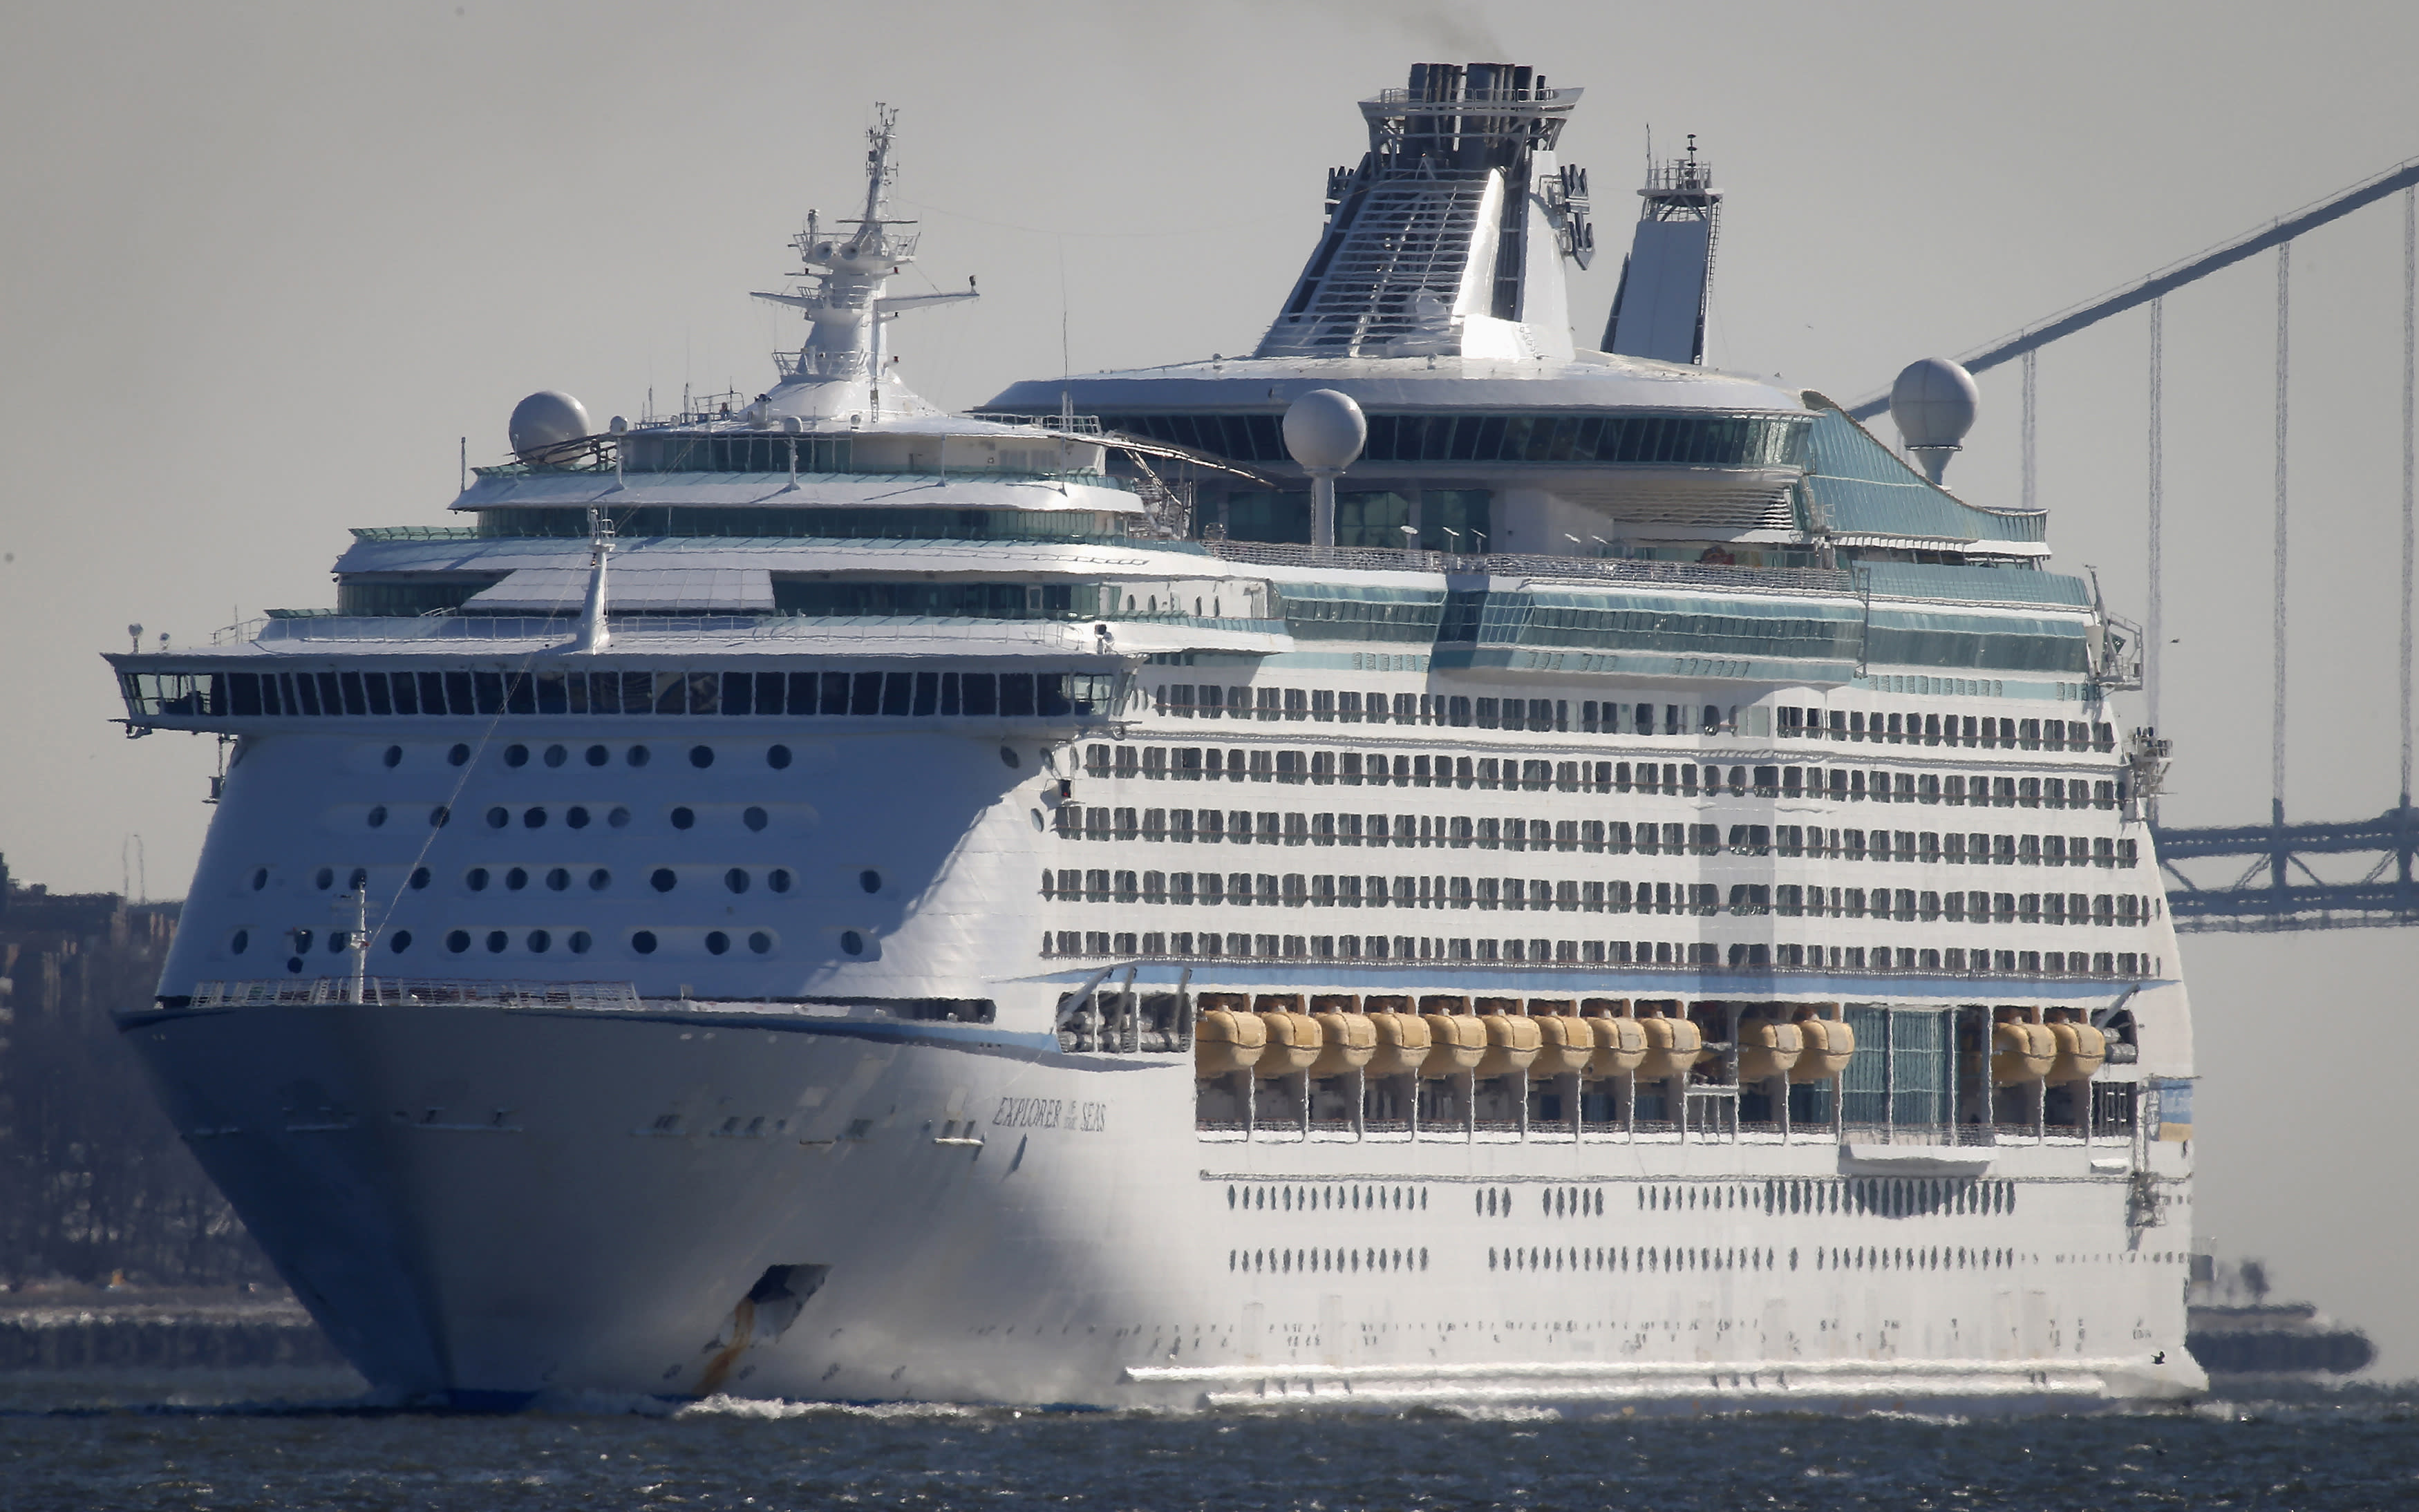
[1198,538,1858,595]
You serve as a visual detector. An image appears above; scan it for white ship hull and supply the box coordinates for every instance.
[129,990,2200,1410]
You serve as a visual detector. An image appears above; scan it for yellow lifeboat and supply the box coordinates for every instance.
[2046,1020,2107,1084]
[1363,1010,1432,1077]
[1418,1011,1487,1076]
[1584,1014,1648,1078]
[1636,1014,1705,1081]
[1194,1004,1266,1077]
[1738,1018,1805,1082]
[1990,1020,2056,1085]
[1308,1008,1377,1077]
[1789,1014,1856,1081]
[1254,996,1322,1077]
[1475,1010,1541,1079]
[1529,1013,1594,1077]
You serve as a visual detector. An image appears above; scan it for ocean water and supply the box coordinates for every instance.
[1,1374,2415,1511]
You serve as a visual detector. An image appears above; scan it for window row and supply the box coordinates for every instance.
[1039,869,2154,925]
[1055,806,2139,868]
[1780,707,2114,753]
[124,667,1116,721]
[232,923,787,960]
[254,862,811,898]
[1084,746,2122,809]
[1039,930,2156,978]
[1147,683,2116,755]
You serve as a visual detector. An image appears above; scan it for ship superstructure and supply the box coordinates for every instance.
[109,72,2200,1411]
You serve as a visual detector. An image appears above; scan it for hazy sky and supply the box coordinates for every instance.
[6,1,2419,1375]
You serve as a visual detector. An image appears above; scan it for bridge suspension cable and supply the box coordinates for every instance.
[1846,154,2419,422]
[2147,297,2164,735]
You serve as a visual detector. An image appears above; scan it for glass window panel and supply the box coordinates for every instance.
[1000,672,1036,717]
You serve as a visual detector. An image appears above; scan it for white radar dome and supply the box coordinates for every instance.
[1282,389,1367,472]
[509,390,592,464]
[1888,358,1979,451]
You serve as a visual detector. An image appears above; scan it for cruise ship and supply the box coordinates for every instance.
[110,68,2201,1410]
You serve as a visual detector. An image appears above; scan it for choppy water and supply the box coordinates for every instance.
[2,1372,2416,1510]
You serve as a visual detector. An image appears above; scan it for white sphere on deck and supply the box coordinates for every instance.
[1282,389,1367,472]
[1888,358,1979,451]
[509,390,592,463]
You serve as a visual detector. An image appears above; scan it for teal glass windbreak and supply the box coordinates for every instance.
[1801,404,2045,545]
[1101,410,1809,469]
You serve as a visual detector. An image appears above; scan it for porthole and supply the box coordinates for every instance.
[326,934,348,954]
[999,746,1020,769]
[382,745,402,768]
[285,956,303,974]
[840,929,865,956]
[748,931,773,955]
[524,806,547,829]
[569,930,592,954]
[567,805,591,830]
[689,745,715,769]
[505,744,529,768]
[390,930,412,953]
[543,744,567,768]
[670,806,695,830]
[627,745,651,768]
[767,868,793,894]
[230,929,249,954]
[650,868,677,893]
[859,869,882,894]
[725,869,751,895]
[446,929,471,954]
[528,929,551,954]
[486,930,508,954]
[587,867,612,891]
[251,868,268,891]
[586,744,610,767]
[706,931,731,955]
[608,806,632,829]
[467,867,491,891]
[546,867,570,891]
[349,867,368,891]
[744,806,769,832]
[767,744,792,770]
[314,867,335,891]
[367,805,388,829]
[505,867,529,891]
[409,867,430,890]
[448,744,471,767]
[631,930,658,954]
[485,806,509,829]
[430,806,451,827]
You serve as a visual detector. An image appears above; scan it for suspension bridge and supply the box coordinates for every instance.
[1845,160,2419,932]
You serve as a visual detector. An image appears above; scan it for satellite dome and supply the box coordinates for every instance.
[1888,359,1979,449]
[509,390,592,464]
[1282,389,1368,472]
